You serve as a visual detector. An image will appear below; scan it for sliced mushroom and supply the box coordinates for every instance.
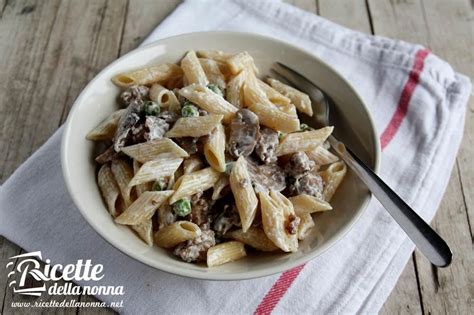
[227,109,260,158]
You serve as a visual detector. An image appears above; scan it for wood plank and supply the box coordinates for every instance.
[370,1,473,314]
[0,0,127,314]
[119,0,182,55]
[380,257,423,314]
[319,0,372,33]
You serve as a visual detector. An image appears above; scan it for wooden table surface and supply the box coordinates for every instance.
[0,0,472,314]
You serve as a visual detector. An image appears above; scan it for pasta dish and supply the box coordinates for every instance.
[86,50,346,267]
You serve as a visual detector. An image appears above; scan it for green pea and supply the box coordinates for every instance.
[300,123,312,131]
[181,104,200,117]
[206,84,224,97]
[172,199,192,217]
[278,131,286,139]
[152,179,165,191]
[144,101,160,116]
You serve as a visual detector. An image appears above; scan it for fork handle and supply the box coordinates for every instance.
[328,136,452,267]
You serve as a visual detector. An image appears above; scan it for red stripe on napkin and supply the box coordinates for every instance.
[380,49,430,149]
[254,48,430,315]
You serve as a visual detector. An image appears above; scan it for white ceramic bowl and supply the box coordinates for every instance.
[61,31,380,280]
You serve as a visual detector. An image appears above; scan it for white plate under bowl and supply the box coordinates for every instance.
[61,31,380,280]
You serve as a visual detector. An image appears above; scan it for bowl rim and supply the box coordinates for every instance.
[61,30,381,281]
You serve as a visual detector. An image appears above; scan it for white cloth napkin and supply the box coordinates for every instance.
[1,0,471,314]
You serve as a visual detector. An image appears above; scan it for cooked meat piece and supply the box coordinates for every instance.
[255,127,279,164]
[198,109,208,116]
[285,152,315,177]
[247,160,286,193]
[120,85,149,105]
[288,173,324,199]
[157,110,179,124]
[286,214,301,235]
[144,116,169,141]
[227,109,260,158]
[113,102,141,152]
[95,145,119,164]
[175,137,203,155]
[213,204,241,237]
[173,230,216,262]
[190,193,212,227]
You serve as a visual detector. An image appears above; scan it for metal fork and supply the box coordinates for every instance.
[272,62,452,267]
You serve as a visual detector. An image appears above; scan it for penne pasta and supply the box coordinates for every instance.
[242,72,272,107]
[227,228,279,252]
[183,155,204,175]
[180,50,209,86]
[226,51,258,75]
[207,241,246,267]
[154,221,201,248]
[306,146,339,166]
[128,153,183,187]
[87,109,125,141]
[111,63,183,88]
[149,84,181,113]
[121,138,189,163]
[199,58,226,89]
[257,80,291,106]
[97,164,121,217]
[204,123,226,172]
[289,194,332,216]
[267,78,313,116]
[247,102,300,133]
[259,190,298,252]
[179,84,237,122]
[131,219,153,246]
[277,126,334,156]
[115,190,174,225]
[165,114,223,138]
[320,161,347,201]
[227,70,246,108]
[132,159,153,197]
[212,175,229,200]
[297,213,315,241]
[197,50,233,62]
[111,159,134,208]
[229,157,258,232]
[170,167,221,204]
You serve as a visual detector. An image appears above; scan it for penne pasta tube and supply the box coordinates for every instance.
[227,70,246,108]
[121,138,189,163]
[257,80,291,106]
[128,153,183,187]
[111,159,134,208]
[212,175,229,200]
[169,167,221,204]
[87,109,125,141]
[115,190,174,225]
[242,72,272,107]
[227,51,258,75]
[149,84,181,113]
[277,126,334,156]
[297,213,315,241]
[181,50,209,86]
[259,190,299,252]
[227,228,279,252]
[207,241,246,267]
[197,50,233,62]
[204,124,226,172]
[183,155,204,175]
[132,159,153,197]
[179,84,237,122]
[229,157,258,232]
[131,219,153,246]
[306,146,339,166]
[289,194,332,216]
[97,164,121,217]
[165,114,224,138]
[247,102,300,133]
[154,221,201,248]
[111,63,183,88]
[320,161,347,201]
[267,78,313,116]
[199,58,226,89]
